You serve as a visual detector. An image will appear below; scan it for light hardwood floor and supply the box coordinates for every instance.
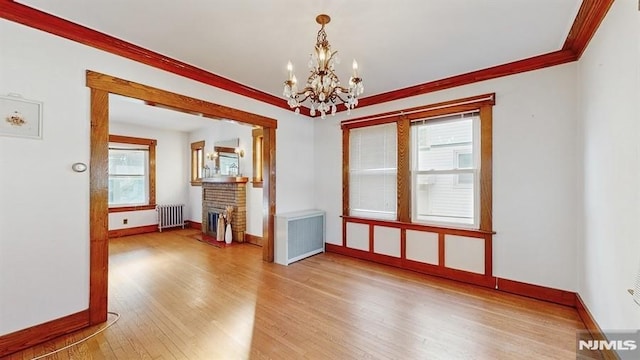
[5,229,600,359]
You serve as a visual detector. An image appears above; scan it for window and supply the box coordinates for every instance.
[252,128,264,188]
[349,123,397,220]
[342,93,493,231]
[108,135,156,211]
[411,113,479,227]
[191,140,205,186]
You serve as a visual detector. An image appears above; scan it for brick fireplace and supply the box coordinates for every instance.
[202,177,248,242]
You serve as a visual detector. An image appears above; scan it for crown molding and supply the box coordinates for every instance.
[0,0,613,116]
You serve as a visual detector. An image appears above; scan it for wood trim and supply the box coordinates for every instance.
[108,134,157,209]
[191,140,205,185]
[355,50,575,109]
[108,224,158,238]
[563,0,615,59]
[89,88,109,326]
[342,129,350,216]
[576,294,619,360]
[1,3,610,114]
[262,127,276,262]
[245,234,263,246]
[252,128,264,188]
[108,204,156,213]
[479,105,493,231]
[496,278,576,307]
[0,1,292,113]
[0,310,90,357]
[396,117,411,222]
[343,216,492,238]
[438,233,445,267]
[88,71,278,342]
[368,224,374,252]
[342,93,495,129]
[484,234,493,277]
[325,244,496,288]
[109,134,155,146]
[187,221,202,230]
[86,71,277,129]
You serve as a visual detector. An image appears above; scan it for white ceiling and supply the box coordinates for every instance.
[18,0,582,101]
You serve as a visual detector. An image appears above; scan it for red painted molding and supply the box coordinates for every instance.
[0,310,90,357]
[496,278,576,307]
[0,1,612,115]
[563,0,615,59]
[356,50,577,108]
[0,1,292,113]
[108,224,157,238]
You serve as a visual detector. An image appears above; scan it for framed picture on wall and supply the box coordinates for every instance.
[0,95,43,139]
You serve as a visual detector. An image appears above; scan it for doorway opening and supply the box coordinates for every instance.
[87,70,277,324]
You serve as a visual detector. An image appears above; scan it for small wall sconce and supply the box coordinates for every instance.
[234,147,245,157]
[206,151,218,161]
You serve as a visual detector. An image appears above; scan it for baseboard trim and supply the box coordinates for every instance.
[496,278,576,307]
[326,244,581,307]
[108,224,157,238]
[576,294,620,360]
[245,234,263,246]
[187,221,202,230]
[0,310,90,357]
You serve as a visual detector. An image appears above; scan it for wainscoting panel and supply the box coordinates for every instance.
[445,234,485,274]
[346,222,369,251]
[373,226,401,257]
[406,230,439,265]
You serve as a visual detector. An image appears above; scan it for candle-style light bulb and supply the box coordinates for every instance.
[352,59,359,77]
[286,61,293,80]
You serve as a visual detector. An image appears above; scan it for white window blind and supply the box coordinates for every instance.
[411,112,479,227]
[349,123,397,220]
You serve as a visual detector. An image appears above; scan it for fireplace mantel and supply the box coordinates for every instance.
[202,176,249,184]
[202,178,247,242]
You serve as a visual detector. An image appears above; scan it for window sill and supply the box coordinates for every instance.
[341,215,495,236]
[109,204,156,213]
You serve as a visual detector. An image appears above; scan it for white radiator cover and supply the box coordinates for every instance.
[275,209,325,265]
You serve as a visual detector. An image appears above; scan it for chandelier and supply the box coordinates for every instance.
[283,14,364,119]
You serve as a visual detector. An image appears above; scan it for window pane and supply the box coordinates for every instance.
[109,150,146,175]
[415,119,473,171]
[412,114,479,227]
[108,148,148,206]
[349,171,397,220]
[349,123,397,220]
[109,176,146,205]
[414,173,474,225]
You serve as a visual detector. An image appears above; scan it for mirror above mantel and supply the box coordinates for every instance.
[206,138,244,176]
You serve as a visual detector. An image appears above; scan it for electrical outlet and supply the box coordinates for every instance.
[123,219,128,225]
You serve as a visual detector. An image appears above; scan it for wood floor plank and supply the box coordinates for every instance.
[4,229,600,359]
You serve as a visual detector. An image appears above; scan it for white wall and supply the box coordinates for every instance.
[315,63,579,292]
[186,121,265,236]
[577,0,640,331]
[108,121,189,231]
[0,19,314,335]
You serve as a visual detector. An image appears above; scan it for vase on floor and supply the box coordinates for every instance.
[216,216,225,242]
[225,223,232,244]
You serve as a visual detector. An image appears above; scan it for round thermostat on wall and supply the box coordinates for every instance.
[72,162,88,172]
